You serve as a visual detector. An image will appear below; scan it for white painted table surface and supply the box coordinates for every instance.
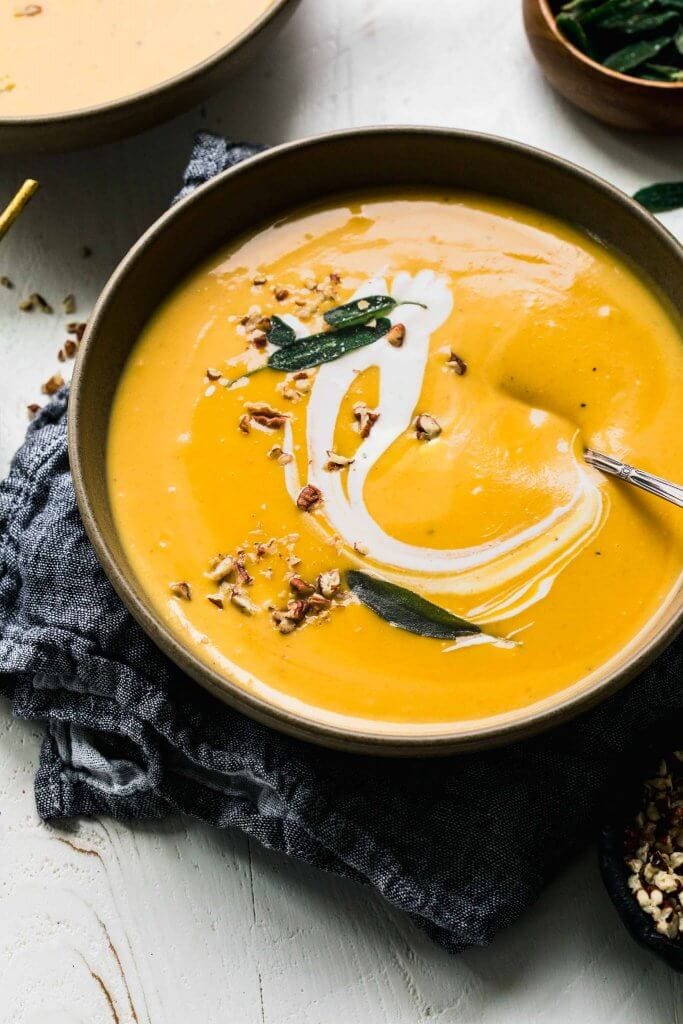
[0,1,682,1020]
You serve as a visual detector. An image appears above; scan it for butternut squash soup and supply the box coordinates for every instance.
[0,1,274,116]
[107,191,683,727]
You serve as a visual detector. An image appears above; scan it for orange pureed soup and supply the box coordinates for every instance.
[107,191,683,729]
[0,0,274,116]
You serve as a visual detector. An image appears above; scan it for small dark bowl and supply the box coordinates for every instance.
[0,0,301,153]
[524,0,683,132]
[68,127,683,756]
[600,727,683,973]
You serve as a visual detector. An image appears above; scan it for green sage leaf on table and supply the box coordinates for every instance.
[268,317,392,372]
[633,180,683,212]
[347,570,482,641]
[267,315,297,347]
[603,35,673,72]
[323,295,426,330]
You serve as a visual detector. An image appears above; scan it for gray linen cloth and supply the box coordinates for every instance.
[1,133,681,953]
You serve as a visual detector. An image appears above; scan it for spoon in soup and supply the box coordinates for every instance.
[584,449,683,508]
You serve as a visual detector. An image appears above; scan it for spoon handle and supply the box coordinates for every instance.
[584,449,683,509]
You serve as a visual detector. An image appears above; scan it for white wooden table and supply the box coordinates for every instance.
[1,1,682,1020]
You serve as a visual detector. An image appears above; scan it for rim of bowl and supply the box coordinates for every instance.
[537,0,683,89]
[0,0,296,130]
[69,125,683,756]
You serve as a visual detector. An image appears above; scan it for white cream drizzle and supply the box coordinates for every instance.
[277,271,606,625]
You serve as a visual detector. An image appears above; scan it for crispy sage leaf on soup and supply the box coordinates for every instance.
[347,570,481,641]
[267,315,297,348]
[268,317,392,372]
[634,180,683,212]
[323,295,426,330]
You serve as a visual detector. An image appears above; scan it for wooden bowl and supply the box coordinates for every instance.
[523,0,683,132]
[68,127,683,756]
[0,0,301,153]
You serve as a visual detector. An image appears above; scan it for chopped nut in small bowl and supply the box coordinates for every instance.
[600,728,683,973]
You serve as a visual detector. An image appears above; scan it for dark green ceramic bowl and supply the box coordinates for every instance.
[68,127,683,755]
[0,0,300,153]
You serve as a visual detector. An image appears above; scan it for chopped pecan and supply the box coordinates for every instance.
[267,445,294,466]
[206,554,234,583]
[324,450,354,472]
[245,402,289,429]
[387,323,406,348]
[67,321,87,341]
[235,553,254,586]
[274,287,290,302]
[41,373,64,396]
[169,581,192,601]
[353,402,380,439]
[207,593,224,609]
[230,588,257,615]
[238,414,251,434]
[26,403,41,419]
[286,599,309,622]
[256,538,276,558]
[206,367,222,380]
[296,484,323,512]
[317,569,341,598]
[290,575,316,597]
[272,609,298,634]
[249,331,268,349]
[447,352,467,375]
[414,413,442,440]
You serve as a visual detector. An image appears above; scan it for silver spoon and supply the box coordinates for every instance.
[584,449,683,508]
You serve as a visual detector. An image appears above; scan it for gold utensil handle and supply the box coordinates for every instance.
[584,449,683,509]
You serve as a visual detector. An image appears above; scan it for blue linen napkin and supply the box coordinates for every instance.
[1,133,681,953]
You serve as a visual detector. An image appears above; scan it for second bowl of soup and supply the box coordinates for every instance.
[70,129,683,753]
[0,0,300,151]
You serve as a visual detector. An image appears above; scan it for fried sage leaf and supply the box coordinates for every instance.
[556,12,596,54]
[347,570,481,640]
[602,8,678,32]
[323,295,426,330]
[604,35,673,72]
[268,317,392,372]
[634,180,683,212]
[582,0,654,25]
[268,315,297,347]
[640,60,683,79]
